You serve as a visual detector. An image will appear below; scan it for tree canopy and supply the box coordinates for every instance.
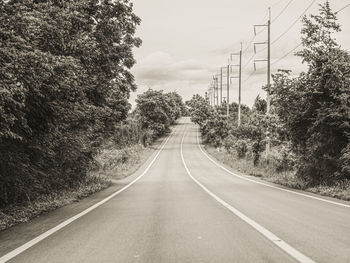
[0,0,141,206]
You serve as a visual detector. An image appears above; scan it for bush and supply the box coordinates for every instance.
[235,139,248,158]
[275,144,296,172]
[0,0,141,208]
[136,89,184,141]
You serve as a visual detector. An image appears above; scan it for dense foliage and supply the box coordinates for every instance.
[270,2,350,184]
[0,0,141,207]
[189,2,350,186]
[135,89,185,142]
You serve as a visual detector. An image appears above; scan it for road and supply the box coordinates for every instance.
[0,117,349,263]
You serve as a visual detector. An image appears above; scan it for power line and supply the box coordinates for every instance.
[271,42,302,66]
[242,42,302,83]
[255,0,316,55]
[242,65,267,83]
[243,35,256,53]
[336,3,350,13]
[271,0,316,45]
[271,0,286,8]
[242,53,256,69]
[243,11,269,53]
[269,2,350,66]
[242,70,256,83]
[272,0,295,23]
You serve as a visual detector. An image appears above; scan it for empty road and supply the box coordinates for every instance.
[1,118,349,263]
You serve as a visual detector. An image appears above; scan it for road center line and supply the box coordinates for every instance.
[196,128,350,208]
[0,129,174,263]
[180,132,315,263]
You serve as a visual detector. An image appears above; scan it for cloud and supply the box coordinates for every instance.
[129,51,213,107]
[132,51,211,85]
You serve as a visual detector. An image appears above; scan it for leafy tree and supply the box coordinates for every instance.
[0,0,141,206]
[186,94,214,126]
[201,113,229,147]
[271,2,350,184]
[136,89,184,141]
[252,94,267,114]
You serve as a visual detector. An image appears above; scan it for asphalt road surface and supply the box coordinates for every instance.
[1,117,349,263]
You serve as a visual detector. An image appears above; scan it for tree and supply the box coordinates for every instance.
[271,2,350,185]
[186,94,214,126]
[136,89,183,140]
[0,0,141,206]
[252,94,267,114]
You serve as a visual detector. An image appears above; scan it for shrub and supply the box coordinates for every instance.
[235,139,248,158]
[275,145,296,172]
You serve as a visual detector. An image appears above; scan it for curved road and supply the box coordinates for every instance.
[0,118,349,262]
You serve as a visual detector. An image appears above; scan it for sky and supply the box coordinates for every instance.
[129,0,350,107]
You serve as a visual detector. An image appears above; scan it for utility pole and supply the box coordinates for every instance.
[212,76,215,106]
[226,63,230,117]
[238,42,242,126]
[208,84,213,106]
[213,75,219,106]
[266,7,271,156]
[253,7,271,156]
[230,45,242,125]
[220,68,223,106]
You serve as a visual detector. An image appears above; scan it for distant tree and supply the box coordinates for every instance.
[253,95,267,114]
[136,89,183,140]
[186,94,214,126]
[201,113,229,147]
[164,91,185,123]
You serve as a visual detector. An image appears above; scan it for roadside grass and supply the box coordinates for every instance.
[204,145,350,201]
[0,139,162,231]
[95,143,157,180]
[0,176,111,231]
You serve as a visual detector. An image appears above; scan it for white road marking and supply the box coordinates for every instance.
[0,130,174,263]
[180,132,316,263]
[196,128,350,209]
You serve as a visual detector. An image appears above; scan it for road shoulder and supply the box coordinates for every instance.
[0,133,168,257]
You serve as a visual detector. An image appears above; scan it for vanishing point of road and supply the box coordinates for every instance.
[0,117,349,263]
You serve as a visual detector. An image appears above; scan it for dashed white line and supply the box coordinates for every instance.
[180,132,315,263]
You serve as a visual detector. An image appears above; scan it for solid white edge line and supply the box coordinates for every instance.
[0,129,174,263]
[196,128,350,209]
[180,132,315,263]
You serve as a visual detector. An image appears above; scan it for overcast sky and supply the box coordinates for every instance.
[130,0,350,107]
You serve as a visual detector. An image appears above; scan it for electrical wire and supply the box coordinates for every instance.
[271,0,316,45]
[242,42,301,84]
[242,53,256,70]
[271,0,295,23]
[255,0,316,55]
[234,1,348,87]
[242,10,268,53]
[336,3,350,13]
[271,42,302,66]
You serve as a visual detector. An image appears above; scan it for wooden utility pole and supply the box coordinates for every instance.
[226,64,230,117]
[266,7,271,156]
[238,42,242,126]
[253,7,271,156]
[220,68,223,106]
[214,75,219,106]
[230,47,242,124]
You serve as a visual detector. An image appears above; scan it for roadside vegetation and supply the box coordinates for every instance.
[187,3,350,201]
[0,0,186,230]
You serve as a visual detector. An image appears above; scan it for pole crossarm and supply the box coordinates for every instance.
[230,53,240,61]
[253,42,268,53]
[254,24,268,35]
